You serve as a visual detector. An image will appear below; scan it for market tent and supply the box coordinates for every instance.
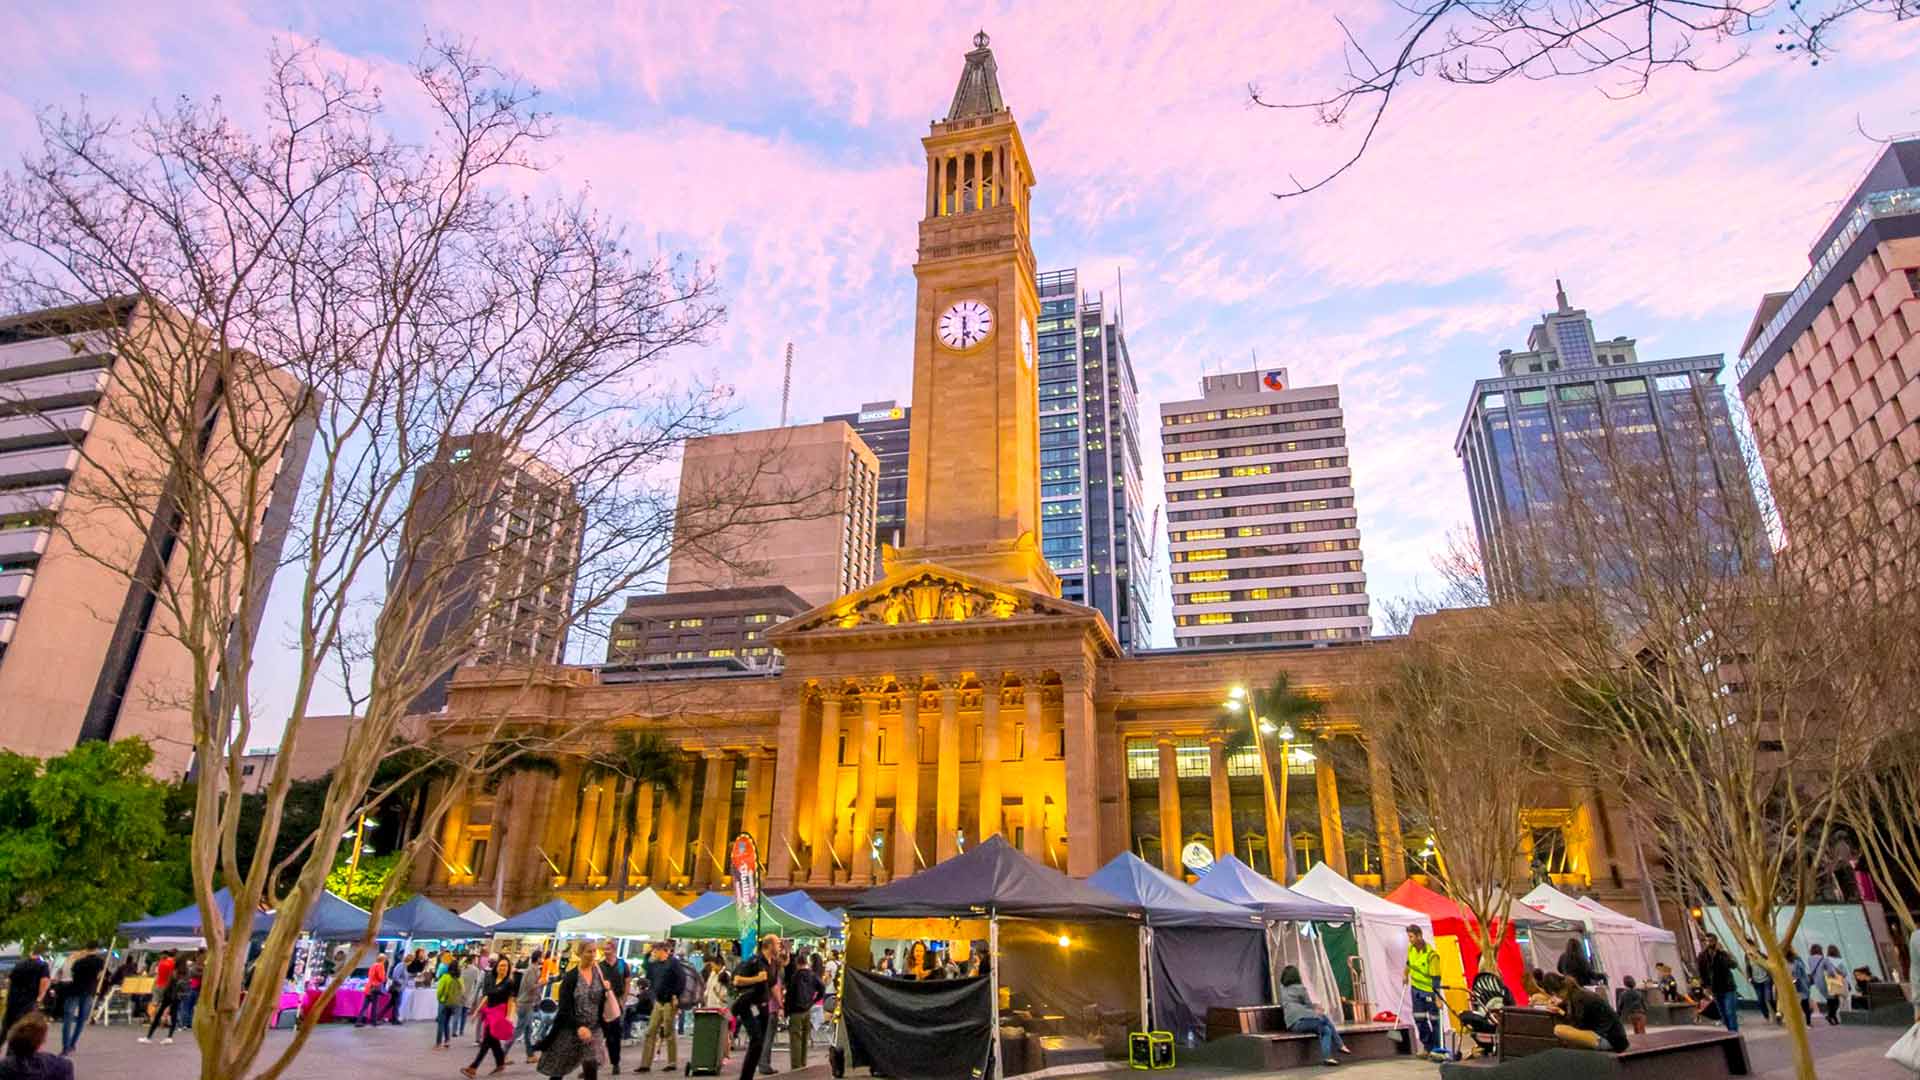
[1191,855,1356,922]
[381,895,490,940]
[1522,883,1646,989]
[1089,853,1267,1041]
[494,899,585,936]
[1293,863,1433,1025]
[669,901,827,941]
[460,902,505,928]
[302,891,372,942]
[1386,879,1530,1004]
[556,889,689,940]
[680,891,733,919]
[768,891,843,933]
[119,889,276,940]
[846,835,1142,920]
[1574,897,1684,978]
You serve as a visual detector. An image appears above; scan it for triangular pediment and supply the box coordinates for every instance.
[769,562,1103,641]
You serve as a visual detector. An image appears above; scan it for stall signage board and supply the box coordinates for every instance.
[731,833,759,952]
[1180,841,1215,875]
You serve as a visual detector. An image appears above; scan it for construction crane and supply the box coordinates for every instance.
[779,341,794,426]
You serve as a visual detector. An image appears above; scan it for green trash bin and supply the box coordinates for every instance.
[686,1006,728,1076]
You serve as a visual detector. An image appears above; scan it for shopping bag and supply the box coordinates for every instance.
[1887,1023,1920,1073]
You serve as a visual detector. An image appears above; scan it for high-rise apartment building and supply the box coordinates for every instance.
[1035,268,1154,650]
[0,299,314,772]
[605,584,811,671]
[821,401,910,556]
[666,420,879,608]
[1456,285,1748,595]
[1736,139,1920,545]
[403,433,583,714]
[1160,368,1370,647]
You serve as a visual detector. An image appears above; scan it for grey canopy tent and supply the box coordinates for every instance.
[1192,855,1352,1021]
[843,836,1145,1077]
[492,899,585,936]
[769,891,843,934]
[379,895,489,940]
[1088,853,1268,1042]
[301,892,373,942]
[680,891,733,919]
[119,889,276,940]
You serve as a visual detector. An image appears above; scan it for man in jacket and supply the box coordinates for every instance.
[637,941,684,1073]
[782,952,824,1070]
[599,942,629,1073]
[1406,925,1443,1060]
[1698,934,1740,1032]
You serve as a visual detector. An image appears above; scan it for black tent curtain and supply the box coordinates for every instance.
[842,968,994,1080]
[1148,926,1269,1043]
[996,919,1143,1057]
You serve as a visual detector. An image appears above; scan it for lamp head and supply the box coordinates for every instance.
[1277,722,1297,742]
[1257,719,1277,734]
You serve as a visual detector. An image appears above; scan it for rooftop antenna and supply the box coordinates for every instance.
[779,341,793,426]
[1116,267,1126,329]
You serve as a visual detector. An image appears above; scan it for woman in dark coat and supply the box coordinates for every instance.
[533,942,611,1079]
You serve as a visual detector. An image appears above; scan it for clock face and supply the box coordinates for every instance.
[1019,319,1034,367]
[937,300,994,350]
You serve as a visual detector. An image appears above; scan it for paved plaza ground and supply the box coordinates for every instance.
[61,1012,1915,1079]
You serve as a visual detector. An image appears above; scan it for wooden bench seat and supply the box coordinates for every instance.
[1188,1018,1411,1070]
[1442,1012,1749,1079]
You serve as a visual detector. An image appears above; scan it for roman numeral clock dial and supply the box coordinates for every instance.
[937,299,994,351]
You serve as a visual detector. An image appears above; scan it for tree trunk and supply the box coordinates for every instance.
[614,786,636,901]
[1753,911,1818,1080]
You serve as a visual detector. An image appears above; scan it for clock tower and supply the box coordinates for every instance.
[891,31,1058,597]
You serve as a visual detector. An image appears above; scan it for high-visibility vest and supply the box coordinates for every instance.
[1407,944,1439,994]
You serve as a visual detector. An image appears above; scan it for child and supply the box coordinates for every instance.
[1618,975,1648,1035]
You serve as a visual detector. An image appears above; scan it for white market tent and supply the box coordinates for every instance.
[1575,896,1684,978]
[460,902,506,928]
[554,888,689,942]
[1522,883,1648,989]
[1292,863,1434,1024]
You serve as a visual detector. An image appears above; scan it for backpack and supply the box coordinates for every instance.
[675,960,700,1009]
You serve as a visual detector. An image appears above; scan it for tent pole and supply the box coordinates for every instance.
[1139,926,1152,1035]
[989,916,1003,1079]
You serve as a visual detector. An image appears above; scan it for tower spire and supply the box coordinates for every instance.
[945,30,1005,121]
[1555,278,1570,312]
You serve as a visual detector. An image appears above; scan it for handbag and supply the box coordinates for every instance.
[1823,971,1848,998]
[1886,1022,1920,1073]
[600,981,621,1024]
[485,1003,516,1043]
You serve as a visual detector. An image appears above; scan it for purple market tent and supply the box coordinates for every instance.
[842,836,1145,1077]
[1193,855,1353,1020]
[1088,853,1268,1042]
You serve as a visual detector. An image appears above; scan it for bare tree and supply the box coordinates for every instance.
[0,39,833,1080]
[1429,378,1920,1079]
[1255,0,1917,198]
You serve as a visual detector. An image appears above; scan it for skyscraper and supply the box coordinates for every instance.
[1736,139,1920,550]
[402,433,583,714]
[1036,268,1155,650]
[1455,284,1748,595]
[821,401,910,557]
[0,299,314,773]
[1160,368,1370,647]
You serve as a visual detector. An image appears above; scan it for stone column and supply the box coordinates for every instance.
[850,689,881,884]
[978,678,1004,841]
[1061,668,1100,876]
[935,682,962,862]
[1156,739,1182,876]
[1208,737,1234,864]
[926,157,937,217]
[544,762,584,884]
[567,774,603,883]
[1315,746,1347,876]
[479,783,508,886]
[1021,679,1047,860]
[1363,736,1407,888]
[745,750,775,852]
[894,684,922,878]
[593,776,618,882]
[430,777,469,887]
[768,688,807,887]
[661,764,697,887]
[629,782,656,887]
[811,693,844,884]
[692,752,730,889]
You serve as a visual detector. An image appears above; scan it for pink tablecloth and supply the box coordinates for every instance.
[302,986,369,1021]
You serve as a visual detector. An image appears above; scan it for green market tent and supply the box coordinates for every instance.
[669,900,828,941]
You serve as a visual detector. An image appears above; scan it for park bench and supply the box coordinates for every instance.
[1841,980,1913,1026]
[1191,1006,1411,1070]
[1439,1007,1749,1079]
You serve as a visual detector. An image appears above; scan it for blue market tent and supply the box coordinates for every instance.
[768,891,843,932]
[1192,855,1355,922]
[493,899,585,935]
[119,889,276,939]
[1089,853,1267,1040]
[680,891,733,919]
[302,891,373,942]
[379,895,489,940]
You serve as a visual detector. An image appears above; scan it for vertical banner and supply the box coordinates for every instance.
[731,832,760,954]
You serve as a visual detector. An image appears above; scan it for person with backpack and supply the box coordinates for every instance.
[637,940,685,1073]
[782,949,824,1070]
[435,958,465,1049]
[514,950,551,1065]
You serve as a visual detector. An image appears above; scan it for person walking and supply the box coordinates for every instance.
[2,952,49,1040]
[515,950,550,1065]
[597,943,629,1075]
[355,952,389,1027]
[533,942,612,1080]
[458,953,485,1039]
[1812,946,1846,1025]
[137,950,179,1045]
[637,941,684,1073]
[1698,934,1740,1032]
[435,958,465,1050]
[0,1014,73,1080]
[1278,964,1351,1067]
[462,956,519,1078]
[730,938,778,1080]
[59,945,105,1056]
[1745,955,1777,1023]
[782,945,823,1070]
[1405,925,1443,1061]
[1908,924,1920,1024]
[1786,947,1813,1026]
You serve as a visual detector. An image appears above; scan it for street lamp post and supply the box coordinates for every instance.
[1276,722,1296,882]
[1227,686,1293,883]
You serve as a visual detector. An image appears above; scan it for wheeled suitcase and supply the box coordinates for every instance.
[685,1006,728,1076]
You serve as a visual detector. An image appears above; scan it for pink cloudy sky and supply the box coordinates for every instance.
[7,3,1920,724]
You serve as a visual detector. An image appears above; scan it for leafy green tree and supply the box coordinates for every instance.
[590,732,686,900]
[0,739,170,948]
[324,851,411,910]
